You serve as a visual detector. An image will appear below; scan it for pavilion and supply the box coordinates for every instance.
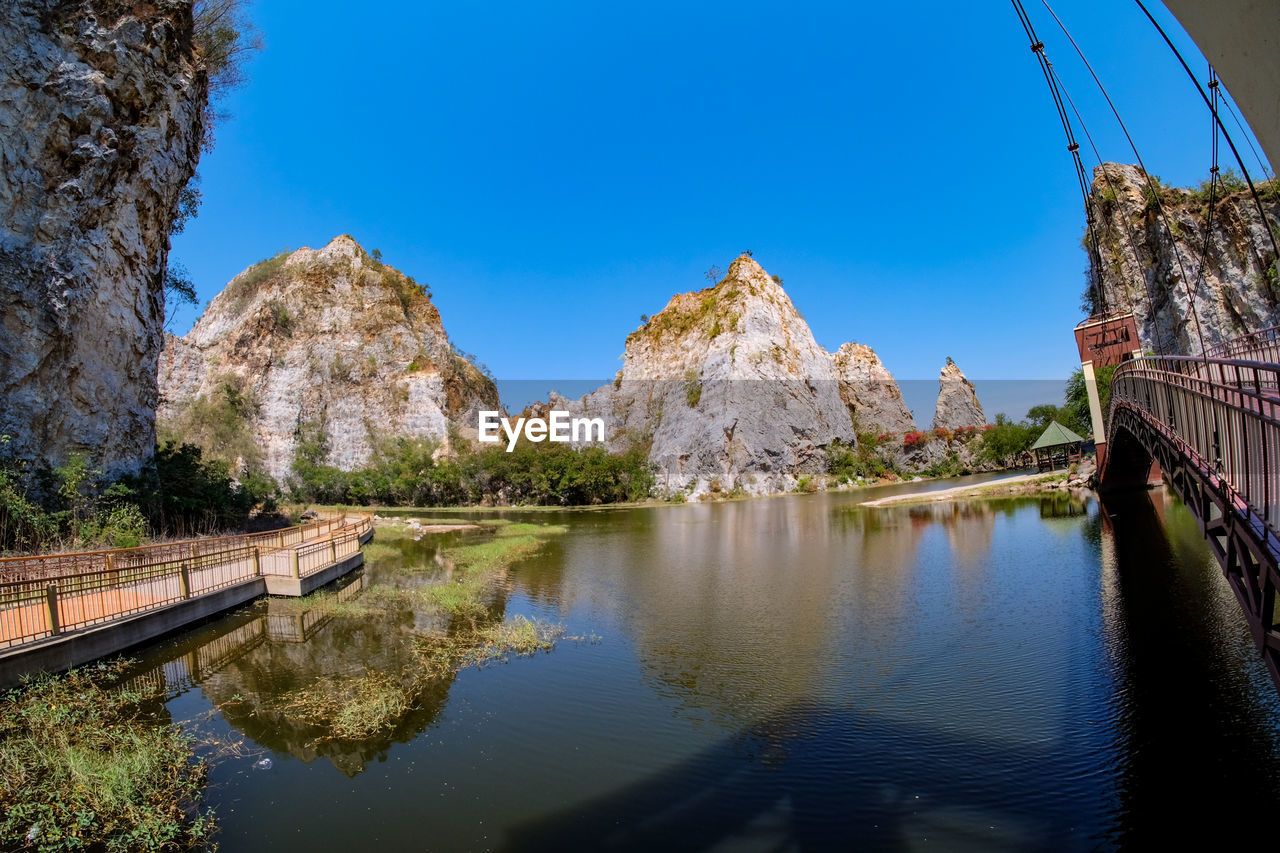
[1030,420,1086,472]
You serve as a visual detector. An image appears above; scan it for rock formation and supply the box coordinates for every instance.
[158,236,499,482]
[832,343,916,436]
[931,361,985,431]
[531,255,922,496]
[0,0,206,477]
[1087,162,1280,354]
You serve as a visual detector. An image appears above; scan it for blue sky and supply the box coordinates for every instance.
[170,0,1267,404]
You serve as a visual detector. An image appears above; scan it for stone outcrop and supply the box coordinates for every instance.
[0,0,206,477]
[1088,162,1280,353]
[531,255,922,496]
[931,361,984,431]
[158,236,500,482]
[833,342,916,436]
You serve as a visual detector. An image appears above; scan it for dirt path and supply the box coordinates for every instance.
[859,471,1070,507]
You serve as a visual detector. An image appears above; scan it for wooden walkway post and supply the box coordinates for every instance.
[44,584,60,636]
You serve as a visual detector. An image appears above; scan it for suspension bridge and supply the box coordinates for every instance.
[1097,328,1280,687]
[1010,0,1280,690]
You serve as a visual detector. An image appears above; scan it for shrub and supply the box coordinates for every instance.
[683,370,702,407]
[0,661,214,851]
[903,431,929,448]
[223,248,290,314]
[289,436,656,508]
[825,439,889,483]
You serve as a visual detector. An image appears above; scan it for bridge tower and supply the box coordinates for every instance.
[1073,312,1141,471]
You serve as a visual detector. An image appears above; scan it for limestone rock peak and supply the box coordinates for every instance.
[1087,162,1280,353]
[0,0,205,477]
[931,360,985,431]
[159,236,499,482]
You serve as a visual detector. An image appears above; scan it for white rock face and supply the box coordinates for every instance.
[158,236,500,482]
[1088,162,1280,354]
[532,255,917,496]
[0,0,205,477]
[832,342,916,436]
[931,361,985,431]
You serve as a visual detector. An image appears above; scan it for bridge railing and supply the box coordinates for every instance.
[1204,324,1280,364]
[0,511,367,584]
[0,511,373,649]
[1111,354,1280,539]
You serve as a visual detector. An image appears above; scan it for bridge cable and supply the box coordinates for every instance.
[1040,0,1208,357]
[1132,0,1280,298]
[1218,89,1274,184]
[1009,0,1109,317]
[1195,64,1226,467]
[1048,61,1171,352]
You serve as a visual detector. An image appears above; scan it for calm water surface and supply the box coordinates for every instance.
[131,478,1280,851]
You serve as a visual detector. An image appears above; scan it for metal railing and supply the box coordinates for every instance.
[0,513,363,584]
[0,511,372,650]
[1110,353,1280,541]
[1204,324,1280,364]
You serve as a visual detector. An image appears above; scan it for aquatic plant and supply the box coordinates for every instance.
[0,661,214,852]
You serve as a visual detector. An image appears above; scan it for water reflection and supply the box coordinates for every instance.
[118,483,1280,850]
[1094,488,1280,845]
[130,527,567,777]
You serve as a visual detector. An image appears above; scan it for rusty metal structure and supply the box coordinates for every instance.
[1100,328,1280,688]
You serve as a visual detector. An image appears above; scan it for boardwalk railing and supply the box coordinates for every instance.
[0,511,372,650]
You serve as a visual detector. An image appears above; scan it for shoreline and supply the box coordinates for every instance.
[859,471,1080,507]
[317,468,1046,516]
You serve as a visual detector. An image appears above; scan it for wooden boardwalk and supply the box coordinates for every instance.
[0,512,373,684]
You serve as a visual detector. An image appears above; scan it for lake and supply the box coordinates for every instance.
[131,478,1280,850]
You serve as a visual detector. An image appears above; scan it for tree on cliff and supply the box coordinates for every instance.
[165,1,261,319]
[194,0,261,97]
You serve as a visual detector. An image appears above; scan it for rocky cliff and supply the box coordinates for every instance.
[532,255,925,496]
[0,0,205,477]
[158,236,500,482]
[833,342,916,436]
[1088,162,1280,353]
[931,361,984,431]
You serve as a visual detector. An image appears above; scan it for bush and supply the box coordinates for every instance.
[824,439,890,483]
[683,370,702,408]
[122,442,268,538]
[289,435,657,508]
[903,431,929,448]
[977,414,1036,467]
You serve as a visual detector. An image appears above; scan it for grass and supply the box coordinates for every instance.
[415,616,565,679]
[360,540,404,561]
[0,661,214,852]
[269,615,565,742]
[272,670,416,741]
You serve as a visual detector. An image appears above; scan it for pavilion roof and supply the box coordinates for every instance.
[1030,420,1087,451]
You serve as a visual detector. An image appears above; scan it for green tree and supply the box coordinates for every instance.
[1063,365,1114,437]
